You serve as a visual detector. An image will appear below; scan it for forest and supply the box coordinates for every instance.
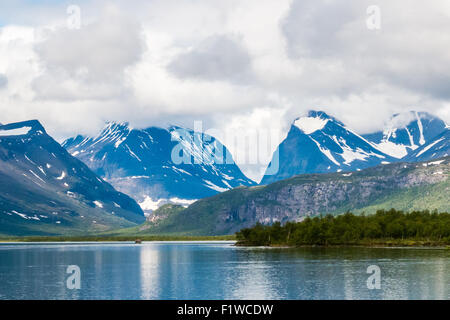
[235,209,450,246]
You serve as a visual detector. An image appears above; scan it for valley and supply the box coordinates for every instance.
[0,110,448,237]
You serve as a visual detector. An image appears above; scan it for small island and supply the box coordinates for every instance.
[235,209,450,247]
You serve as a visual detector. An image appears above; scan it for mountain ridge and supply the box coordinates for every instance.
[63,122,255,210]
[1,111,448,236]
[261,110,448,185]
[137,156,449,235]
[260,110,394,184]
[404,128,449,162]
[362,111,447,159]
[0,120,145,236]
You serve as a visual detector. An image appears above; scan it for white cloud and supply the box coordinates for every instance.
[211,103,291,182]
[168,34,253,83]
[33,5,144,101]
[0,74,6,89]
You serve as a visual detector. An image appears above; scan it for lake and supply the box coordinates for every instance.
[0,241,448,300]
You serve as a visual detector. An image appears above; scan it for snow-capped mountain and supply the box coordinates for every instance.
[0,120,145,236]
[404,128,449,162]
[362,111,447,159]
[63,122,255,210]
[260,111,394,185]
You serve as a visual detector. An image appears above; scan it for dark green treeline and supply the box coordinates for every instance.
[236,209,450,246]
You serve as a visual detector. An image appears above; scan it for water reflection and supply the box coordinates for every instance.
[139,245,160,299]
[0,243,448,300]
[434,258,446,300]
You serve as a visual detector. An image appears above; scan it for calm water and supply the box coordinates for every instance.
[0,241,448,300]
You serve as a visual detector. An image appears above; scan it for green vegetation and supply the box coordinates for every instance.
[236,209,450,247]
[1,159,448,237]
[130,159,449,235]
[350,181,450,215]
[102,204,193,236]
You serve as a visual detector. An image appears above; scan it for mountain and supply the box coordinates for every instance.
[0,120,145,236]
[405,128,449,162]
[260,111,393,185]
[137,157,449,235]
[363,111,447,159]
[63,122,255,210]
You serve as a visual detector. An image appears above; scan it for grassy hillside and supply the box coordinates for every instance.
[129,158,450,235]
[3,158,447,238]
[351,180,450,214]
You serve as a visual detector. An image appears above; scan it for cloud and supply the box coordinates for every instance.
[32,6,144,101]
[282,0,361,59]
[281,0,450,103]
[211,103,290,182]
[0,0,450,181]
[168,34,253,83]
[0,74,7,88]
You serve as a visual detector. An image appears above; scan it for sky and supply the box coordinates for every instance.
[0,0,450,181]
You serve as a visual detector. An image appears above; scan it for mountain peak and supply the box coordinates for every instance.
[362,111,447,159]
[387,111,439,129]
[0,119,145,235]
[306,110,334,120]
[263,109,391,184]
[102,121,131,133]
[92,121,132,142]
[0,120,46,136]
[293,110,343,134]
[63,121,256,206]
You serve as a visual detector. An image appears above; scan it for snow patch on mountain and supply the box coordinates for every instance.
[63,121,255,202]
[294,116,329,134]
[261,111,398,185]
[170,197,197,207]
[28,169,45,183]
[56,171,66,180]
[364,111,446,159]
[93,200,103,208]
[0,126,32,136]
[139,196,197,212]
[372,141,409,159]
[0,120,145,235]
[416,111,426,145]
[416,138,444,158]
[330,135,385,165]
[427,159,445,165]
[309,136,340,165]
[203,179,229,192]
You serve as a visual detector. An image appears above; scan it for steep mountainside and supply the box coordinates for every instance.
[63,122,255,210]
[405,129,449,162]
[0,120,145,236]
[142,157,449,235]
[363,111,447,159]
[261,111,393,185]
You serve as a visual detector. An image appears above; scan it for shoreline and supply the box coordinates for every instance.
[1,238,448,249]
[235,243,450,249]
[0,235,236,243]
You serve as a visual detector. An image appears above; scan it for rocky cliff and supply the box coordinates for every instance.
[143,157,449,235]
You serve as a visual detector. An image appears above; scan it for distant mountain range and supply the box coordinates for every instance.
[362,111,447,159]
[261,111,448,185]
[62,110,449,209]
[0,109,448,236]
[405,128,449,162]
[134,157,449,235]
[261,111,393,185]
[62,122,255,211]
[0,120,144,236]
